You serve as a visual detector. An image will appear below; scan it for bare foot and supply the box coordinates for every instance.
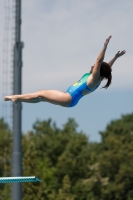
[4,96,12,101]
[4,95,19,103]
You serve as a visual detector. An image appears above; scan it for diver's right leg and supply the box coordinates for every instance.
[4,90,72,107]
[4,93,41,103]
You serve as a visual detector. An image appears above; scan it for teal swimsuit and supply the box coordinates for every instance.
[66,73,100,107]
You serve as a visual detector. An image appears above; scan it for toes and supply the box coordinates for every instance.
[4,97,10,101]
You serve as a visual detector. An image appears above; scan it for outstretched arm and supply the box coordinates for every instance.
[108,50,126,67]
[92,36,112,80]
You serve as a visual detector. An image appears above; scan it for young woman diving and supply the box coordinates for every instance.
[4,36,126,107]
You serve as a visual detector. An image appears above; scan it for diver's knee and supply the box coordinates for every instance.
[36,90,46,98]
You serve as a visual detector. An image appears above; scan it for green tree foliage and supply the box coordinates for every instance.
[98,113,133,200]
[22,118,92,199]
[0,118,11,200]
[0,113,133,200]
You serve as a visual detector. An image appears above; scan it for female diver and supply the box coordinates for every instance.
[4,36,126,107]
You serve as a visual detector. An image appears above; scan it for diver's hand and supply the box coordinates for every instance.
[115,50,126,58]
[104,35,112,47]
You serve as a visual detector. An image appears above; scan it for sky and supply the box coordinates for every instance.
[0,0,133,141]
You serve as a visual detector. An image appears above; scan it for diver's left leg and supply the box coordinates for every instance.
[4,90,72,107]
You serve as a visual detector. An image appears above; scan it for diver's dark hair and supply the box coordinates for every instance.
[100,62,112,89]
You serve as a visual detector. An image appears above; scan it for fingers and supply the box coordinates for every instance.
[122,50,126,54]
[108,35,112,40]
[106,35,112,42]
[104,35,112,46]
[116,50,126,58]
[120,50,126,55]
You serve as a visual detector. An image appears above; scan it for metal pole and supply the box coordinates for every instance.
[12,0,23,199]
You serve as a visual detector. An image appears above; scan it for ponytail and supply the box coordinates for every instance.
[100,62,112,89]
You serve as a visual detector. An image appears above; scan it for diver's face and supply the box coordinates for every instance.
[91,66,94,70]
[90,66,94,73]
